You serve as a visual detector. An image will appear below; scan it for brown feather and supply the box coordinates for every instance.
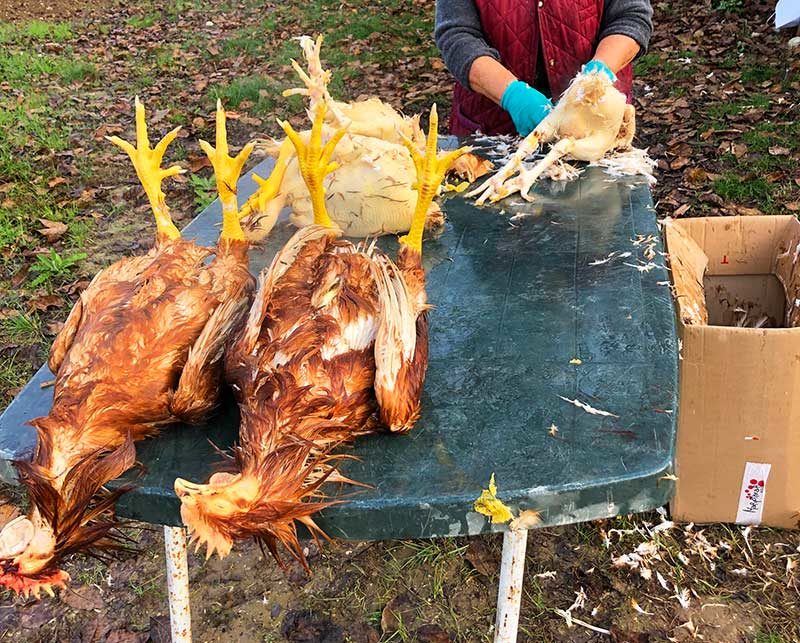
[177,226,430,565]
[1,232,253,593]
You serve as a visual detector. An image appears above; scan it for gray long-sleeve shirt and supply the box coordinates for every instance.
[434,0,653,91]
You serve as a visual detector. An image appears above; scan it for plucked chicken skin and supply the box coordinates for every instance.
[239,35,450,240]
[469,69,637,204]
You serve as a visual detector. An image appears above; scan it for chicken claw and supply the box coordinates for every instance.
[466,131,542,205]
[239,139,293,222]
[199,100,256,243]
[400,104,470,253]
[107,96,184,243]
[279,104,347,229]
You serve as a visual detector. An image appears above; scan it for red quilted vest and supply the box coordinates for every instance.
[449,0,634,135]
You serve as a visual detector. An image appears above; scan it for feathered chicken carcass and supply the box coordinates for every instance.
[238,35,459,239]
[0,99,286,597]
[174,104,468,562]
[468,69,637,205]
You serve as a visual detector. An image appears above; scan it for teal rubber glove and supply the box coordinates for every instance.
[500,80,553,137]
[581,59,616,81]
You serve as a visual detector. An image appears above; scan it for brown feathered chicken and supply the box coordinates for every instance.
[174,104,468,563]
[0,98,284,597]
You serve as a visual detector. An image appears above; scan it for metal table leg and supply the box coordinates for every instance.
[493,528,528,643]
[164,525,192,643]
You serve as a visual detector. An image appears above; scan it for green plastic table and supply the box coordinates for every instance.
[0,138,677,642]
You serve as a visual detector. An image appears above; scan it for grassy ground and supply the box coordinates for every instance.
[0,0,799,641]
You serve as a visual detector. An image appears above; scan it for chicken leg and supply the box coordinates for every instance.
[282,35,346,125]
[399,105,469,252]
[171,103,262,423]
[108,97,184,245]
[278,103,347,228]
[373,106,468,431]
[199,100,256,248]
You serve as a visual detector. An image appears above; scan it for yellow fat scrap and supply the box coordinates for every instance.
[474,473,513,524]
[444,181,470,193]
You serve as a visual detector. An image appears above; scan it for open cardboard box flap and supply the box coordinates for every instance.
[664,216,800,529]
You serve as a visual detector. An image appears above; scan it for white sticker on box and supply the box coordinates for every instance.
[735,462,771,525]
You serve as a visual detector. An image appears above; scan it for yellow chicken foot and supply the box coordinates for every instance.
[199,99,256,243]
[400,104,470,253]
[279,104,347,229]
[108,96,183,243]
[238,138,293,221]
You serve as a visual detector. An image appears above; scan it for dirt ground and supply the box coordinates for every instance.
[0,1,118,22]
[0,0,799,641]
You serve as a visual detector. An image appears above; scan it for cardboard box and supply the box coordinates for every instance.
[665,215,800,529]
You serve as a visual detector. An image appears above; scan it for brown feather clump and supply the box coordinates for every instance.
[175,104,468,567]
[0,97,266,597]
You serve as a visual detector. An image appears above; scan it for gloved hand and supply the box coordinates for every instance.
[500,80,553,137]
[581,59,616,81]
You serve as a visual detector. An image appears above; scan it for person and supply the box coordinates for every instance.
[434,0,653,136]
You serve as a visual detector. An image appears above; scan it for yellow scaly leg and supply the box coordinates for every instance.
[108,96,183,243]
[199,100,256,243]
[400,104,470,254]
[238,138,293,221]
[278,104,347,229]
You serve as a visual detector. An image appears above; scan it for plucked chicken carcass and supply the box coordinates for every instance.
[239,35,451,239]
[174,104,468,562]
[469,69,637,204]
[0,99,284,597]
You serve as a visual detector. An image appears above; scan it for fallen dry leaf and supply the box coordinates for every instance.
[11,264,30,288]
[61,584,104,611]
[37,218,68,243]
[684,167,706,185]
[81,614,114,643]
[28,295,63,312]
[670,156,690,170]
[732,143,748,158]
[769,146,791,156]
[93,123,124,140]
[105,631,148,643]
[188,154,212,172]
[380,593,415,635]
[674,203,691,217]
[465,538,495,576]
[413,624,452,643]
